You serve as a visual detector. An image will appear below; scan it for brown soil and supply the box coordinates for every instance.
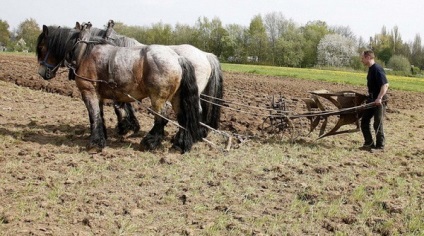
[1,53,423,235]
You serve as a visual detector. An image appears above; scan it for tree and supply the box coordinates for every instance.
[195,16,213,52]
[146,22,173,45]
[317,34,357,67]
[377,47,392,65]
[357,36,370,52]
[0,19,10,48]
[208,17,228,57]
[112,21,140,40]
[275,22,304,67]
[301,21,330,67]
[390,26,402,54]
[264,12,286,65]
[329,25,356,40]
[16,18,40,52]
[247,15,268,63]
[410,34,423,69]
[225,23,248,62]
[173,23,198,45]
[192,16,229,56]
[370,26,404,65]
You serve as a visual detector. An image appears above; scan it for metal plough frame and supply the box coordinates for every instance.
[262,90,376,138]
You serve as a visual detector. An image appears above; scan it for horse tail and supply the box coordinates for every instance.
[176,57,203,151]
[201,53,224,133]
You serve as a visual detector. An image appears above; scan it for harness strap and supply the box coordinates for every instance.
[69,67,117,88]
[107,48,119,84]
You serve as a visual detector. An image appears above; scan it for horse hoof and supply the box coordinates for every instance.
[170,145,183,154]
[117,120,141,136]
[87,146,103,154]
[140,140,158,151]
[116,125,131,136]
[140,134,163,151]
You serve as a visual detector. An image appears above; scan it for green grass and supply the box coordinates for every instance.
[0,51,35,57]
[222,63,424,93]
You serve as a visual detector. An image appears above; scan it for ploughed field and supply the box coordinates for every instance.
[0,53,423,235]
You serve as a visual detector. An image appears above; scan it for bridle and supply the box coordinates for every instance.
[38,37,91,79]
[38,49,64,79]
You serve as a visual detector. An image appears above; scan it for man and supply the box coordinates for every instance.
[360,50,389,151]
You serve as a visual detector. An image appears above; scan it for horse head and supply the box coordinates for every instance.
[36,25,61,80]
[36,24,80,80]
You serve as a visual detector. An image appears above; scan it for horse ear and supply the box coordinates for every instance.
[42,25,48,36]
[108,20,115,28]
[75,22,81,30]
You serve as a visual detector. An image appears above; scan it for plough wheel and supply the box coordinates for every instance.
[261,116,311,140]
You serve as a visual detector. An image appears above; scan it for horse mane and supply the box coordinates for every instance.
[91,27,143,47]
[36,26,79,60]
[80,35,114,58]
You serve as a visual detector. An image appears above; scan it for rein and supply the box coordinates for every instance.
[68,66,117,88]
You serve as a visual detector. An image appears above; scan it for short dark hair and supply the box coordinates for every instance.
[362,50,375,59]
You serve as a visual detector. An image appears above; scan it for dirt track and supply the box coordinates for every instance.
[1,53,424,235]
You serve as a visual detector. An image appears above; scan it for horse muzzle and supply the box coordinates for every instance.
[38,65,56,80]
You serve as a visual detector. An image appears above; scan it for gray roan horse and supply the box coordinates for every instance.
[36,20,223,143]
[38,22,203,153]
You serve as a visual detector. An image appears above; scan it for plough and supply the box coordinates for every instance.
[262,90,376,138]
[201,89,378,151]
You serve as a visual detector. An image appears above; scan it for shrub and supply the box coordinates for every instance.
[387,55,411,74]
[410,66,421,75]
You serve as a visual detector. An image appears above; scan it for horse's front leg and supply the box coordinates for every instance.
[140,99,168,151]
[114,102,140,136]
[82,93,107,152]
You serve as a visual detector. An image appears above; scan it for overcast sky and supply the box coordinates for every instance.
[1,0,422,42]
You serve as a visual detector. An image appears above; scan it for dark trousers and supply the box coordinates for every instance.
[360,104,385,147]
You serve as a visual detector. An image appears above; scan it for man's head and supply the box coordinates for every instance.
[361,50,375,67]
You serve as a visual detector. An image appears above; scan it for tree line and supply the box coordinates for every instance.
[1,12,423,75]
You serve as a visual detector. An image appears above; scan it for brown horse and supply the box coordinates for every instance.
[40,22,203,153]
[36,21,223,140]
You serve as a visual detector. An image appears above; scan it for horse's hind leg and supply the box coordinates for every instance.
[114,102,140,135]
[171,57,202,153]
[140,98,168,151]
[82,93,107,152]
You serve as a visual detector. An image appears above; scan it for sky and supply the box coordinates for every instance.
[1,0,423,43]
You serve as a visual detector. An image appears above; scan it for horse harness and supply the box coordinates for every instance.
[66,39,119,89]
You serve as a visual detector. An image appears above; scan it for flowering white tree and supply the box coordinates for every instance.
[317,34,357,67]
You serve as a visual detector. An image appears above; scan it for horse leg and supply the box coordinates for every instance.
[81,93,107,152]
[100,100,107,140]
[171,58,202,153]
[200,54,224,138]
[114,102,140,135]
[140,98,168,151]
